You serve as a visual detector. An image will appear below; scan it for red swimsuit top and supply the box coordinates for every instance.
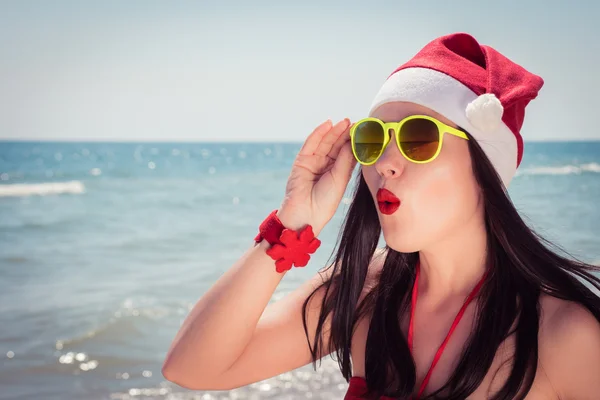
[344,262,488,399]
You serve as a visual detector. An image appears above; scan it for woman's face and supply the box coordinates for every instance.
[361,101,483,253]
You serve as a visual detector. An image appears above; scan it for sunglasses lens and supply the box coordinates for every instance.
[353,120,385,164]
[399,118,440,162]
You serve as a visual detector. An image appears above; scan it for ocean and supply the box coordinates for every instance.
[0,141,599,400]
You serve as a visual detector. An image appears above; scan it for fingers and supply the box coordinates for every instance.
[331,140,357,183]
[328,121,353,160]
[314,118,350,158]
[298,120,333,156]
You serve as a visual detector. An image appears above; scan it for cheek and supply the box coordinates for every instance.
[361,166,379,195]
[360,150,480,252]
[416,168,462,223]
[410,161,480,242]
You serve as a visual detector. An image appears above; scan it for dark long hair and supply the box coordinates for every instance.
[301,132,600,399]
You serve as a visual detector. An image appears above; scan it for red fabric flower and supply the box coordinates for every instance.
[266,225,321,273]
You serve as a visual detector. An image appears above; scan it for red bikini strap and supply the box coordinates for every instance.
[408,261,488,399]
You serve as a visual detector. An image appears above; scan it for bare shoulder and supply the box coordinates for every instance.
[539,293,599,334]
[538,293,600,399]
[539,293,600,349]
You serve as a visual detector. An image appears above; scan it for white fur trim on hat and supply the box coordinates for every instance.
[368,67,517,188]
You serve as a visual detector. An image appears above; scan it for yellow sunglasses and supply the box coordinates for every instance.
[349,115,469,165]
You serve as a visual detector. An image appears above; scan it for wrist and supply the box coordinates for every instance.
[276,209,321,237]
[256,209,322,273]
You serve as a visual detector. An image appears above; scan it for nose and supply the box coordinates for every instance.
[374,129,405,178]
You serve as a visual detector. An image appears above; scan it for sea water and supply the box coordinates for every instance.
[0,141,598,399]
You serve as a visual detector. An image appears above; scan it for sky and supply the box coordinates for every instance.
[1,0,599,142]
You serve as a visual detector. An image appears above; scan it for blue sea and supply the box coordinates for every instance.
[0,141,599,400]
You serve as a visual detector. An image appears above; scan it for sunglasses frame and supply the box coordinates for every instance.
[349,115,469,166]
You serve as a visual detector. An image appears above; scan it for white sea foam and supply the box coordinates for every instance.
[0,181,85,197]
[582,162,600,173]
[518,162,600,176]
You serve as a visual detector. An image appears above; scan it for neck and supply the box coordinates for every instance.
[417,212,489,307]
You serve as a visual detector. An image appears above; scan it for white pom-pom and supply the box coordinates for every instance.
[465,93,504,132]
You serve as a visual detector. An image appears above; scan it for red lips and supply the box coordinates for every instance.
[376,188,400,215]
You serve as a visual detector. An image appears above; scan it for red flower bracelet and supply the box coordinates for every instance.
[254,210,321,273]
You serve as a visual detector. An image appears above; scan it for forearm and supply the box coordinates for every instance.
[162,239,286,378]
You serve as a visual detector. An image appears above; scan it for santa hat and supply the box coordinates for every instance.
[368,32,544,187]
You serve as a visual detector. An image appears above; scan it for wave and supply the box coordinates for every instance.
[517,162,600,176]
[0,180,85,197]
[55,297,175,349]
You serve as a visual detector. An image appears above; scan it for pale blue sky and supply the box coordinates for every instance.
[1,0,598,142]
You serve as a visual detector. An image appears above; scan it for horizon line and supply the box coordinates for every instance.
[2,138,600,144]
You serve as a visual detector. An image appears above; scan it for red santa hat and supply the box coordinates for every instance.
[368,32,544,187]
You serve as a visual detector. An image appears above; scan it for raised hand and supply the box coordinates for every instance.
[277,119,357,236]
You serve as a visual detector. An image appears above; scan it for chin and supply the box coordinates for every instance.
[381,229,421,254]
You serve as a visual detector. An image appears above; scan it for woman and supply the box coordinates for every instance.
[162,33,600,399]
